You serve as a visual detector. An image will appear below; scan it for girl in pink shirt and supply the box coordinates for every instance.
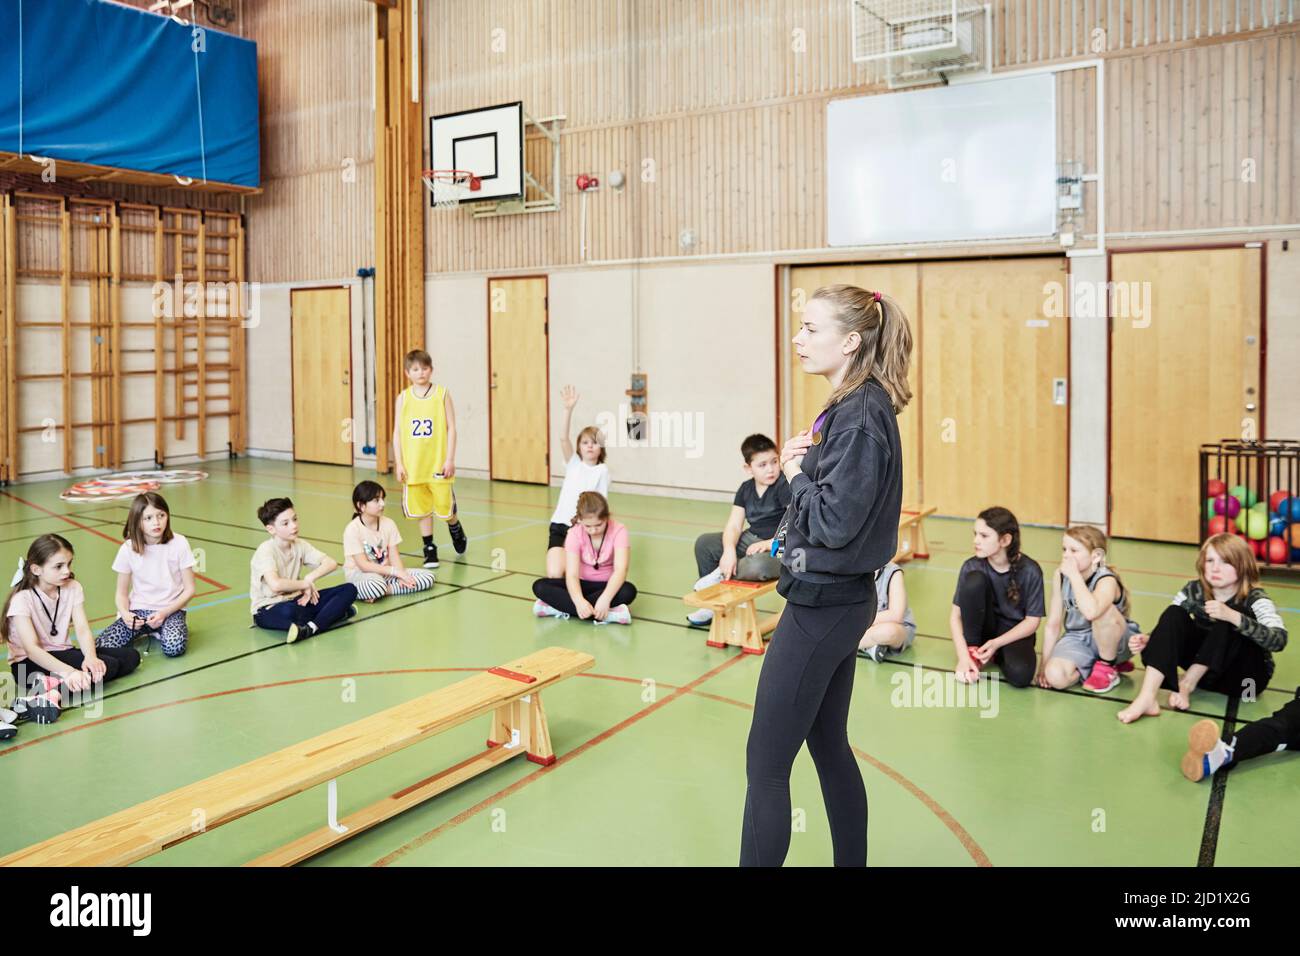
[532,492,636,624]
[97,493,196,657]
[3,534,141,724]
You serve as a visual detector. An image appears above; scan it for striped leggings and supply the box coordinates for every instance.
[347,568,435,602]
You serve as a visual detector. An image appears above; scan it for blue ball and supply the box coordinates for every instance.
[1288,498,1300,522]
[1270,515,1289,537]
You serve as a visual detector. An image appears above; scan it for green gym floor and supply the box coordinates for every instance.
[1,458,1296,867]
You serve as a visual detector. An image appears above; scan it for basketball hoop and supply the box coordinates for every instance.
[422,169,482,208]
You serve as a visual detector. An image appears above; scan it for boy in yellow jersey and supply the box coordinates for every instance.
[392,350,467,568]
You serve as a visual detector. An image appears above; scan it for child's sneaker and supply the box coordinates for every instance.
[686,608,714,628]
[606,605,632,625]
[449,521,468,555]
[14,681,61,724]
[0,721,15,741]
[694,568,725,591]
[1082,660,1121,694]
[0,707,16,724]
[1181,719,1233,782]
[857,643,887,663]
[286,622,301,645]
[1116,660,1135,674]
[532,599,569,620]
[423,542,439,569]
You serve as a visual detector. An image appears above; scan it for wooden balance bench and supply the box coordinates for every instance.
[894,506,936,564]
[683,507,934,655]
[0,646,594,867]
[683,579,780,655]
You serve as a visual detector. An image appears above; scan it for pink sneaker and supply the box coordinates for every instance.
[1116,660,1135,674]
[1083,660,1120,693]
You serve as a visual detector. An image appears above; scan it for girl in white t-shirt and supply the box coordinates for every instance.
[344,480,435,602]
[97,493,197,657]
[4,533,141,724]
[546,385,611,578]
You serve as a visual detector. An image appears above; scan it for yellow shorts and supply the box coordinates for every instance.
[402,481,456,520]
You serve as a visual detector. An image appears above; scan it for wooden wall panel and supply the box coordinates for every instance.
[424,2,1297,275]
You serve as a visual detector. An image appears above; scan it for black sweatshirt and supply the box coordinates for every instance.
[776,378,903,607]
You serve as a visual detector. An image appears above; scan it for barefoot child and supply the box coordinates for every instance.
[96,492,197,657]
[857,560,916,663]
[3,534,141,723]
[344,481,436,602]
[392,349,467,569]
[1118,533,1287,724]
[251,498,358,643]
[949,507,1044,688]
[532,492,636,624]
[1036,525,1140,693]
[546,385,610,578]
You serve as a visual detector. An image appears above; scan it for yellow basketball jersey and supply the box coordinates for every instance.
[398,384,449,483]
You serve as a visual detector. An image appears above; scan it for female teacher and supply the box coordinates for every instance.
[740,284,913,867]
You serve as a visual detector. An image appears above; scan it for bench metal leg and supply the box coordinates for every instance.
[326,779,348,835]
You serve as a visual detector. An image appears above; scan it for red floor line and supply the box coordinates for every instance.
[4,661,990,866]
[686,689,991,867]
[0,491,229,592]
[370,653,750,866]
[0,668,685,757]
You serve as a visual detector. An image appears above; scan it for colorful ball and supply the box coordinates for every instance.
[1269,489,1291,513]
[1229,485,1258,509]
[1289,524,1300,548]
[1214,494,1241,518]
[1266,536,1290,563]
[1249,538,1266,559]
[1206,498,1218,520]
[1246,511,1270,540]
[1270,515,1289,537]
[1207,478,1226,498]
[1208,516,1237,536]
[1288,498,1300,522]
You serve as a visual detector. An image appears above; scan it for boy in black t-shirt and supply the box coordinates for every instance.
[688,434,789,627]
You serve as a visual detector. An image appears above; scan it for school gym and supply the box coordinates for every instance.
[0,0,1296,872]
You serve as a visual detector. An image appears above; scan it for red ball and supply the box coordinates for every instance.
[1269,489,1291,514]
[1249,538,1266,558]
[1208,516,1238,536]
[1207,478,1226,498]
[1266,536,1290,563]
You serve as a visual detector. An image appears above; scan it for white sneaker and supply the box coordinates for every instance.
[687,608,714,627]
[606,605,632,625]
[0,722,15,741]
[533,599,569,620]
[0,707,15,724]
[694,568,725,591]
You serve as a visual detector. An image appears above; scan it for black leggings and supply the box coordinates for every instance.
[741,598,875,867]
[954,571,1037,688]
[1234,690,1300,763]
[1142,605,1272,698]
[12,645,141,689]
[531,577,638,616]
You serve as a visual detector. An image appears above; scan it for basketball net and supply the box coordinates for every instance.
[422,169,481,209]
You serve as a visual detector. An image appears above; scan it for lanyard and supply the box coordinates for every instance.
[35,586,61,638]
[585,528,609,569]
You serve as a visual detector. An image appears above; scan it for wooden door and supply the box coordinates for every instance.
[919,257,1070,525]
[290,288,352,466]
[788,264,921,508]
[1110,247,1262,543]
[488,276,549,484]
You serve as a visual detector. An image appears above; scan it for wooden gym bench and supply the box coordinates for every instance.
[0,646,594,867]
[894,506,936,564]
[683,507,935,655]
[684,579,780,655]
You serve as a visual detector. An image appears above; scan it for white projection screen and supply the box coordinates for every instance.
[826,74,1057,246]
